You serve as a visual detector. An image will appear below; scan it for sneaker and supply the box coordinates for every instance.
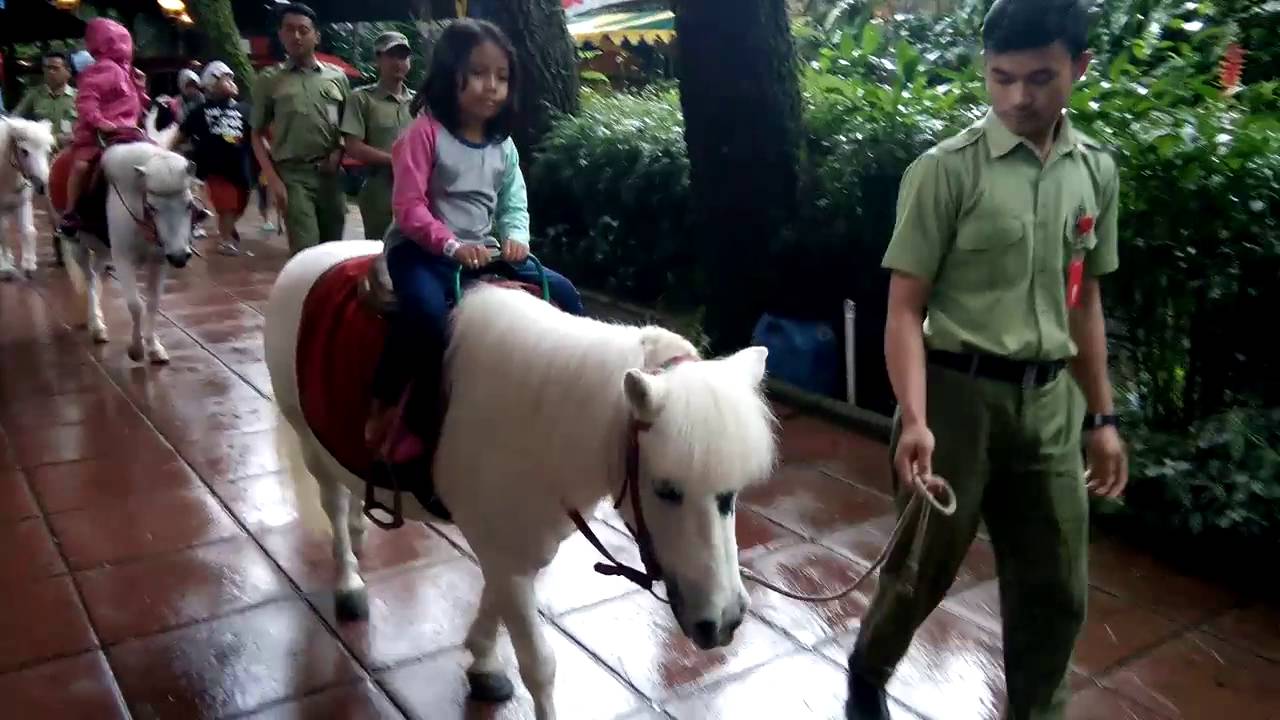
[217,241,240,256]
[261,221,276,233]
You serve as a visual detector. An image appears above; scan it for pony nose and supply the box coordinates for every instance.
[166,250,192,268]
[692,620,719,649]
[32,180,46,195]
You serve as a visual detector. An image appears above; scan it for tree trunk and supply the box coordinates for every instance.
[674,0,804,348]
[187,0,258,103]
[474,0,580,157]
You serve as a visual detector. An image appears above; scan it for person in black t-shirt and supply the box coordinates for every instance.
[178,61,253,255]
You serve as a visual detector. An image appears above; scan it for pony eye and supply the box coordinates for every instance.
[654,481,683,505]
[715,491,737,517]
[19,148,29,157]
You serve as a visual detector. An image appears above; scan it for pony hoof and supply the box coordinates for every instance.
[90,327,109,344]
[148,347,170,365]
[467,671,515,703]
[128,344,146,362]
[335,588,369,622]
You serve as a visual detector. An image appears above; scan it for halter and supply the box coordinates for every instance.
[568,354,960,608]
[110,180,194,251]
[8,141,37,191]
[565,354,696,603]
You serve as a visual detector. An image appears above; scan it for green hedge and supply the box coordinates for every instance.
[527,5,1280,551]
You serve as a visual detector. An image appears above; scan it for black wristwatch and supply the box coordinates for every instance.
[1082,413,1120,431]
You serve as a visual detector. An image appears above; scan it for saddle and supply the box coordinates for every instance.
[301,253,552,529]
[66,129,152,245]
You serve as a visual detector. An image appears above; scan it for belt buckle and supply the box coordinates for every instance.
[1022,363,1038,388]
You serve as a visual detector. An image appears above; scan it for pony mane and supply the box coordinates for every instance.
[3,117,55,152]
[645,357,779,496]
[141,152,192,195]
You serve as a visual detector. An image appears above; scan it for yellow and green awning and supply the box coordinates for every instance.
[568,10,675,46]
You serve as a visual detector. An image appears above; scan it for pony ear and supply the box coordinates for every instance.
[37,119,53,133]
[729,346,769,386]
[623,369,667,422]
[186,159,197,176]
[134,165,148,178]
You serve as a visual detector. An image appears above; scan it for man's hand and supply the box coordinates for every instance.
[267,175,289,212]
[453,243,491,270]
[501,239,529,264]
[323,150,343,173]
[895,422,944,497]
[1085,425,1128,499]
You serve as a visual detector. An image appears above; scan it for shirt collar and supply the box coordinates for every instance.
[286,57,323,73]
[982,109,1081,160]
[47,84,73,98]
[376,84,411,102]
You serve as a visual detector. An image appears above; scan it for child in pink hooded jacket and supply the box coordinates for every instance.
[60,18,150,235]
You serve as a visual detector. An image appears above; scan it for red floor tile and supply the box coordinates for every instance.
[312,559,483,670]
[744,465,892,539]
[26,453,201,515]
[212,471,312,531]
[379,629,645,720]
[537,520,647,616]
[665,652,917,720]
[0,429,13,468]
[108,599,364,719]
[1205,603,1280,662]
[0,516,66,583]
[556,590,799,701]
[150,392,280,441]
[1101,631,1280,720]
[0,575,97,673]
[48,486,242,570]
[0,389,141,432]
[0,651,129,720]
[0,468,38,523]
[1067,685,1172,720]
[1088,539,1238,624]
[5,417,169,468]
[1073,590,1182,676]
[742,543,878,648]
[736,507,805,560]
[77,536,293,645]
[260,519,463,594]
[819,607,1007,720]
[236,679,404,719]
[177,428,293,483]
[778,414,894,495]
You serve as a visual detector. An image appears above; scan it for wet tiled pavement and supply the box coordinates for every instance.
[1,208,1277,719]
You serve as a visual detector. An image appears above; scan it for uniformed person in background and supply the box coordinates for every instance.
[340,30,415,241]
[13,51,77,266]
[251,2,351,254]
[845,1,1128,719]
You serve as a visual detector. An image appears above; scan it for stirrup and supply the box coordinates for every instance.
[363,467,405,530]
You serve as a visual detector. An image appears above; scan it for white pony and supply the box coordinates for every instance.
[62,112,202,363]
[0,117,55,279]
[265,241,779,720]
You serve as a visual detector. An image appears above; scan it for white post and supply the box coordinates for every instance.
[843,298,857,407]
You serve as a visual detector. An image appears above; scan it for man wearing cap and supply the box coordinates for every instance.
[251,2,351,254]
[13,51,77,266]
[179,61,253,255]
[340,30,414,241]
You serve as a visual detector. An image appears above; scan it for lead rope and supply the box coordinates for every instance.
[739,473,956,603]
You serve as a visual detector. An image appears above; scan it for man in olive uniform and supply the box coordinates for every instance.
[845,2,1128,719]
[13,52,77,266]
[251,2,351,254]
[340,30,415,242]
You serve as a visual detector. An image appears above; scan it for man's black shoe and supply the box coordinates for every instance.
[845,670,891,719]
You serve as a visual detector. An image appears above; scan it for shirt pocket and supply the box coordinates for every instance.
[946,214,1030,292]
[1062,193,1100,262]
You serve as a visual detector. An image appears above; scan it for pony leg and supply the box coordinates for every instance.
[85,247,108,343]
[17,198,37,275]
[115,259,146,363]
[497,574,557,720]
[346,485,366,558]
[143,261,169,364]
[319,472,367,621]
[0,213,14,280]
[465,580,514,702]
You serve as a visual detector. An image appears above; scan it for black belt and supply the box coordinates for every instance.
[927,349,1065,388]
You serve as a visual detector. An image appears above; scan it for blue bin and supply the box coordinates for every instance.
[750,313,841,399]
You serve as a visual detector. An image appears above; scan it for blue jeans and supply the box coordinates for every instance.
[375,240,584,438]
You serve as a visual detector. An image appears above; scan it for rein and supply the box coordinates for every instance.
[567,355,958,606]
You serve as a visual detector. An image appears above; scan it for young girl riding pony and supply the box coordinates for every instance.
[58,18,208,237]
[370,19,585,487]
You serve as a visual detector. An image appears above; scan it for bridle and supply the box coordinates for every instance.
[8,142,39,191]
[568,355,960,607]
[109,180,197,254]
[566,354,696,603]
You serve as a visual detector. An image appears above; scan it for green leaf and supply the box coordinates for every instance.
[860,20,883,54]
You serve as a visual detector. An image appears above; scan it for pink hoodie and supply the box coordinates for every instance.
[73,18,149,146]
